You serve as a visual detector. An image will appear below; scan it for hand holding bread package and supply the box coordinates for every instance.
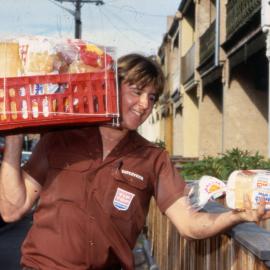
[187,170,270,211]
[0,36,119,131]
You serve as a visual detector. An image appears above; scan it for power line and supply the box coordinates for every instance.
[98,8,141,47]
[52,0,104,38]
[102,5,158,43]
[105,3,168,18]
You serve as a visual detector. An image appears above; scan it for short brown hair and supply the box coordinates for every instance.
[117,53,165,99]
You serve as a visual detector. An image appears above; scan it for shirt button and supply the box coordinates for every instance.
[89,240,95,246]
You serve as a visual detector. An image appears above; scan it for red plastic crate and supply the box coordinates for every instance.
[0,71,119,131]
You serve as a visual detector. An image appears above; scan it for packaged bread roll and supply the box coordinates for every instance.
[186,176,226,211]
[187,170,270,210]
[0,42,22,77]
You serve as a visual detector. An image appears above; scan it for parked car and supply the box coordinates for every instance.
[21,151,32,166]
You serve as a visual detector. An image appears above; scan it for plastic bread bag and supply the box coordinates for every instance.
[55,38,114,74]
[19,36,57,75]
[226,170,270,209]
[0,39,23,78]
[187,170,270,211]
[185,176,226,211]
[0,35,116,77]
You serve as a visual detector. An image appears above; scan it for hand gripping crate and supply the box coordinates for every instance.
[0,71,118,131]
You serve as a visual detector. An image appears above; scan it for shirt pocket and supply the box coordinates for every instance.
[43,153,91,203]
[97,166,148,221]
[112,166,147,191]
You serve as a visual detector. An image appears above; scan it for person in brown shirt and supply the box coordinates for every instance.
[0,54,270,270]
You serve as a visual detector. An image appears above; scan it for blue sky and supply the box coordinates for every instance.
[0,0,180,56]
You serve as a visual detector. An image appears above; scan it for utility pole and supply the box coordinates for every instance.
[53,0,104,39]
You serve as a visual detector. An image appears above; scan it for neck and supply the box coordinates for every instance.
[99,125,129,141]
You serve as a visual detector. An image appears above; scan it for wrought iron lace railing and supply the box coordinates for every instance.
[199,20,215,65]
[226,0,261,39]
[181,43,195,84]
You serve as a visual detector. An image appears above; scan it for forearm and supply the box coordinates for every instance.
[184,210,243,239]
[0,135,26,221]
[166,197,245,240]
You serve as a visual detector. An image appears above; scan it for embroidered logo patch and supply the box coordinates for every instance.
[113,187,135,211]
[121,169,144,181]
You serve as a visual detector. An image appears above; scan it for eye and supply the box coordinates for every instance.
[149,94,157,103]
[130,86,142,96]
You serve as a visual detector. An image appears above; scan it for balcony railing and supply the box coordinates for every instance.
[199,20,215,65]
[181,43,195,84]
[226,0,261,39]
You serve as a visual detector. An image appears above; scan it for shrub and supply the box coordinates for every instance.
[180,148,270,181]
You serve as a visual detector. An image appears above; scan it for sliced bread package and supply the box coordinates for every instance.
[226,170,270,209]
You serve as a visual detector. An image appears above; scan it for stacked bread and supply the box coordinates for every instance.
[0,36,114,78]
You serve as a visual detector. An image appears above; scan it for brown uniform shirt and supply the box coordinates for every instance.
[21,126,186,270]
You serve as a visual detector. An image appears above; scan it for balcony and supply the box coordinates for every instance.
[199,20,215,66]
[181,43,195,84]
[226,0,261,40]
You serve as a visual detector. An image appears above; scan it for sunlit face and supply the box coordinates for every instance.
[120,82,157,130]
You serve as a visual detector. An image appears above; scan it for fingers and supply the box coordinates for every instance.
[256,203,266,220]
[240,194,269,223]
[257,196,270,220]
[262,210,270,220]
[243,194,252,209]
[254,196,270,222]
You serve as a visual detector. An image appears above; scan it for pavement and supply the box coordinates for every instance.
[0,214,32,270]
[0,214,157,270]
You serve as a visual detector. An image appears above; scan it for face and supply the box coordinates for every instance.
[120,81,157,130]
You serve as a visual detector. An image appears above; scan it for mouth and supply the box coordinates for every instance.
[131,109,144,117]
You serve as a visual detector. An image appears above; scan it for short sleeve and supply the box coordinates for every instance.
[23,133,51,186]
[154,150,186,213]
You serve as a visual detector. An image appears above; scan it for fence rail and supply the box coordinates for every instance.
[146,200,270,270]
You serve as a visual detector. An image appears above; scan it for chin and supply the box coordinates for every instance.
[120,122,140,131]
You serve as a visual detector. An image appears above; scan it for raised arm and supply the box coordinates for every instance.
[165,195,270,240]
[0,135,42,222]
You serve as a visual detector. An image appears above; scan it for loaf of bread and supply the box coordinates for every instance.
[0,42,22,77]
[23,37,56,75]
[226,170,270,209]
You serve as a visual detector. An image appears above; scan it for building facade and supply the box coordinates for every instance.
[140,0,270,159]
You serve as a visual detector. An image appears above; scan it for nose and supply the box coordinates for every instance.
[139,93,149,109]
